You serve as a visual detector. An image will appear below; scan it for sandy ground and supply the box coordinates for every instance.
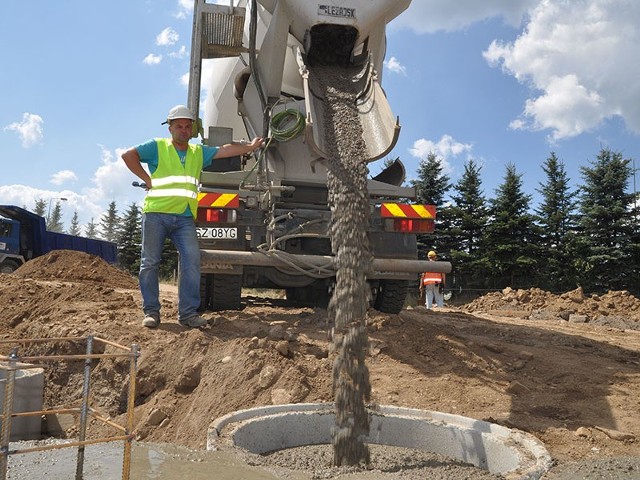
[1,250,640,478]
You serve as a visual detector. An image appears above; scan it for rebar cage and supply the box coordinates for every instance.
[0,336,140,480]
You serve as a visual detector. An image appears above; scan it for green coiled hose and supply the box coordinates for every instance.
[269,109,306,142]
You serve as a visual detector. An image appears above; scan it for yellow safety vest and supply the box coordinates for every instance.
[143,138,203,218]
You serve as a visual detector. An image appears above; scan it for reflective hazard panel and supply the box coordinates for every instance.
[380,203,436,219]
[197,192,239,209]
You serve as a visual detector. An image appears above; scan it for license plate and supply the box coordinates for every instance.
[196,227,238,240]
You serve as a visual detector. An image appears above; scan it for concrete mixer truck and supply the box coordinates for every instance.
[187,0,451,313]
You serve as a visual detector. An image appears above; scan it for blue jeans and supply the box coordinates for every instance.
[424,283,444,309]
[139,212,200,321]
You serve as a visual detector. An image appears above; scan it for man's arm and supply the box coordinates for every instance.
[214,137,265,159]
[122,148,152,187]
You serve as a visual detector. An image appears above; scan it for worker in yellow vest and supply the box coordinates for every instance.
[122,105,264,329]
[420,250,445,309]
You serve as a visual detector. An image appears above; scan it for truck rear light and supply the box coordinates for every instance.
[197,208,237,224]
[384,218,435,233]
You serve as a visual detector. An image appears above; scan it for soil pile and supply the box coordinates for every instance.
[14,249,138,289]
[464,286,640,330]
[1,250,640,479]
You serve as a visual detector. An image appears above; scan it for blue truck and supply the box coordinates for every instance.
[0,205,118,273]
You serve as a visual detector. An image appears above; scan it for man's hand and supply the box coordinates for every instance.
[248,136,265,151]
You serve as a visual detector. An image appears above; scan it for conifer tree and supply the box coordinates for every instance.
[117,203,142,275]
[33,199,47,217]
[575,148,637,293]
[159,239,179,281]
[99,201,119,242]
[410,152,451,259]
[446,159,489,289]
[535,153,578,291]
[68,211,82,236]
[47,202,64,232]
[485,163,538,288]
[85,218,99,239]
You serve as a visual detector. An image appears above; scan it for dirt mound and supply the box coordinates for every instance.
[464,287,640,330]
[2,250,640,478]
[13,250,138,289]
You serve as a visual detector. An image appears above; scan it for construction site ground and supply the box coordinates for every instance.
[2,250,640,478]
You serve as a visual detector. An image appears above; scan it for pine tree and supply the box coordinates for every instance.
[485,163,538,288]
[159,239,179,281]
[99,201,119,242]
[68,211,82,236]
[575,148,637,293]
[85,218,99,239]
[410,152,451,259]
[117,203,142,275]
[33,199,47,217]
[535,152,578,291]
[446,159,490,290]
[47,202,64,232]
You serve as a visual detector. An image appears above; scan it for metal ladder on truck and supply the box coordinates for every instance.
[187,0,247,118]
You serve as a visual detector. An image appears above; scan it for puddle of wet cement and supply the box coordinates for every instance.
[6,440,502,479]
[6,440,308,480]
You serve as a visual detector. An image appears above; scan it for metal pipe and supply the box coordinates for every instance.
[0,348,18,480]
[200,249,452,274]
[75,336,93,480]
[122,343,140,480]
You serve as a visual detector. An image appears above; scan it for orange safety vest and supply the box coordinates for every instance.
[421,271,444,286]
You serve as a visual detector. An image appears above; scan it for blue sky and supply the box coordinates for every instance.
[1,0,639,233]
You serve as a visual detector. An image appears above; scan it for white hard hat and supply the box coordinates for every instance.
[162,105,194,124]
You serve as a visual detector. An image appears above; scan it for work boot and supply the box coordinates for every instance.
[142,313,160,328]
[179,315,208,328]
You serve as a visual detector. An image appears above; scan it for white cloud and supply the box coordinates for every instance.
[169,45,188,59]
[156,27,179,46]
[4,113,44,148]
[391,0,536,34]
[86,145,139,203]
[384,56,407,76]
[143,53,162,65]
[0,185,92,228]
[409,134,473,174]
[175,0,193,19]
[50,170,78,186]
[483,0,640,140]
[0,145,147,231]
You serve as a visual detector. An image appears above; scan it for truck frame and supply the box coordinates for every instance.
[187,0,450,313]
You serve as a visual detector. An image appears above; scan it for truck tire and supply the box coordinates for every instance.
[373,280,408,314]
[199,274,213,311]
[0,259,20,274]
[211,274,242,311]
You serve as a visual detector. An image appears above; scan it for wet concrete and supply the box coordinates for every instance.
[6,440,300,480]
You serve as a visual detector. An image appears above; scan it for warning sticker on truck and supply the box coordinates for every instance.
[318,5,356,19]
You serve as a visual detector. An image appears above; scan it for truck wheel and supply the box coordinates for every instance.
[211,274,242,311]
[0,260,20,274]
[199,274,213,311]
[373,280,408,314]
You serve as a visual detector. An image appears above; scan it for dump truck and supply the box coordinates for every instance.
[187,0,451,313]
[0,205,118,273]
